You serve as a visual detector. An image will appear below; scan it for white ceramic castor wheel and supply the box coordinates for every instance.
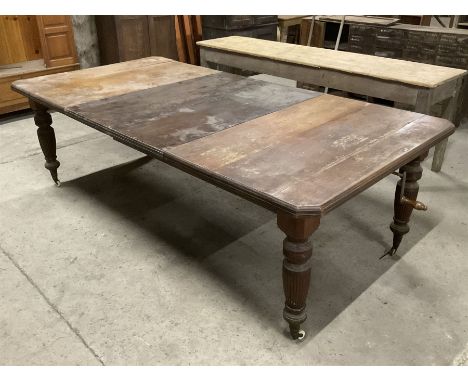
[297,329,306,341]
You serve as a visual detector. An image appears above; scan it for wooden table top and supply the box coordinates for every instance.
[12,57,215,110]
[197,36,466,88]
[278,15,310,21]
[316,15,399,26]
[12,58,454,216]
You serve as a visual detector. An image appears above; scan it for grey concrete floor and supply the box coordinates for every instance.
[1,77,468,365]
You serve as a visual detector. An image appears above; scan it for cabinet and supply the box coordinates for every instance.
[200,16,278,75]
[346,23,468,122]
[95,16,178,65]
[36,15,78,67]
[0,15,79,115]
[201,16,278,41]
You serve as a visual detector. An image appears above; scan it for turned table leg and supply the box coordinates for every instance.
[30,100,61,186]
[387,152,428,256]
[277,212,320,340]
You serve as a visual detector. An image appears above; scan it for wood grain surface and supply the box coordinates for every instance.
[316,15,399,25]
[278,16,310,21]
[13,57,457,339]
[67,72,320,154]
[12,57,216,110]
[11,58,454,215]
[197,36,466,88]
[166,95,454,215]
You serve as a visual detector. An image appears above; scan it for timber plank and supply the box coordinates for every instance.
[197,36,466,88]
[182,15,196,65]
[166,95,454,215]
[317,15,399,26]
[12,57,216,110]
[11,58,455,215]
[66,73,320,153]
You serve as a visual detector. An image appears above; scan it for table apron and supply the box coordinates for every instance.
[201,48,455,106]
[429,78,462,105]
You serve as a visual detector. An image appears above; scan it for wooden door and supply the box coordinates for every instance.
[36,15,78,67]
[114,16,151,61]
[148,16,178,60]
[0,16,42,66]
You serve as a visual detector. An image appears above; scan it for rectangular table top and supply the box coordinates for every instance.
[197,36,466,88]
[11,57,216,110]
[278,15,310,21]
[315,15,400,26]
[12,58,454,216]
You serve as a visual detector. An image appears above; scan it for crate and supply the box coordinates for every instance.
[348,44,375,55]
[423,32,441,44]
[348,32,375,46]
[375,27,404,40]
[406,30,425,43]
[439,34,458,46]
[438,43,459,56]
[402,51,436,65]
[435,55,468,68]
[348,25,377,54]
[201,16,277,30]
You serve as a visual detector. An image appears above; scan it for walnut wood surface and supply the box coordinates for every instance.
[167,95,454,215]
[12,58,454,216]
[67,72,319,155]
[389,153,428,254]
[277,213,320,339]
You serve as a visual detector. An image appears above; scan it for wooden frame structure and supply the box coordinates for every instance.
[198,36,466,172]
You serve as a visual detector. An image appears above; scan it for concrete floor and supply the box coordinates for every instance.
[1,76,468,365]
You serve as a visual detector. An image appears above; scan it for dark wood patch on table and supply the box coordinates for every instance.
[66,72,321,155]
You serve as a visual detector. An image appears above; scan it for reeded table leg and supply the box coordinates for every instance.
[388,152,428,256]
[277,212,320,340]
[30,99,61,186]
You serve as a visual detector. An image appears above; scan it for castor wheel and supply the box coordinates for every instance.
[54,179,61,187]
[289,325,306,341]
[296,330,306,341]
